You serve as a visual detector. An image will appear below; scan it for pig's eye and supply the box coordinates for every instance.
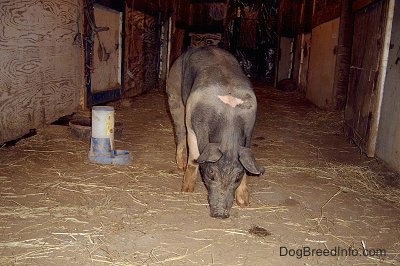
[207,168,215,180]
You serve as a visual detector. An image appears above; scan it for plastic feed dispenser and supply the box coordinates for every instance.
[88,106,132,165]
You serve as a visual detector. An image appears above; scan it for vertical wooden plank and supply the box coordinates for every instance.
[367,0,393,156]
[306,18,340,109]
[124,8,159,97]
[297,33,311,93]
[277,37,294,81]
[0,0,82,143]
[344,0,388,155]
[376,0,400,170]
[142,15,159,91]
[332,0,354,110]
[91,4,122,92]
[169,28,185,66]
[123,2,135,96]
[124,10,145,97]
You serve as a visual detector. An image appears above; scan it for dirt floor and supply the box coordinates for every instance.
[1,85,400,266]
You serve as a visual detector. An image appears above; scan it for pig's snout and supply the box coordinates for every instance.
[207,189,235,219]
[210,208,230,219]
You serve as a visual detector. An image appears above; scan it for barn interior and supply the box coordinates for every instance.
[0,0,400,264]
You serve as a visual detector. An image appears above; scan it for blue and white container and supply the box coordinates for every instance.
[91,106,115,150]
[89,106,132,165]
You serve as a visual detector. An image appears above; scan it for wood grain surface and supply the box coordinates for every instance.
[124,8,159,97]
[345,0,387,155]
[0,0,82,143]
[91,4,121,93]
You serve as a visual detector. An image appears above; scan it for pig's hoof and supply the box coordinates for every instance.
[236,193,249,207]
[181,184,195,193]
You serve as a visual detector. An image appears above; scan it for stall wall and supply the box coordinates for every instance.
[91,4,122,93]
[296,33,311,93]
[376,0,400,171]
[124,8,159,97]
[344,0,389,156]
[306,18,340,109]
[0,0,83,143]
[277,37,294,81]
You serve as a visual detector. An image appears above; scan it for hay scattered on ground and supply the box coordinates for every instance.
[262,158,400,208]
[326,164,400,206]
[1,88,399,265]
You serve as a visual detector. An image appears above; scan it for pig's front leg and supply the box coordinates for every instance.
[182,126,200,192]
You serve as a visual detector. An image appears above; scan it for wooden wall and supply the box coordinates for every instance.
[301,0,342,109]
[0,0,83,143]
[376,0,400,171]
[296,33,311,93]
[344,0,388,155]
[91,4,122,93]
[279,0,302,37]
[277,37,293,81]
[170,0,194,63]
[124,8,159,97]
[312,0,342,27]
[306,18,340,109]
[123,0,191,96]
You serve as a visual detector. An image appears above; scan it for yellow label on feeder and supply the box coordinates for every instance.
[105,115,114,136]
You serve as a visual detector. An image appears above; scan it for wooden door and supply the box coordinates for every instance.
[86,4,123,106]
[344,0,389,156]
[306,18,340,109]
[91,5,122,92]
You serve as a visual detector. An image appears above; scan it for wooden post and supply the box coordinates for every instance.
[332,0,354,110]
[367,0,395,157]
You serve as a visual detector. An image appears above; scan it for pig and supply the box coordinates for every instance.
[166,47,264,218]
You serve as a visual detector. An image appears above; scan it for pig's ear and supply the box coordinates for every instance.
[239,147,265,175]
[196,143,223,163]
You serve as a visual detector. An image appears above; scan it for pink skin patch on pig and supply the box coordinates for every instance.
[218,95,244,107]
